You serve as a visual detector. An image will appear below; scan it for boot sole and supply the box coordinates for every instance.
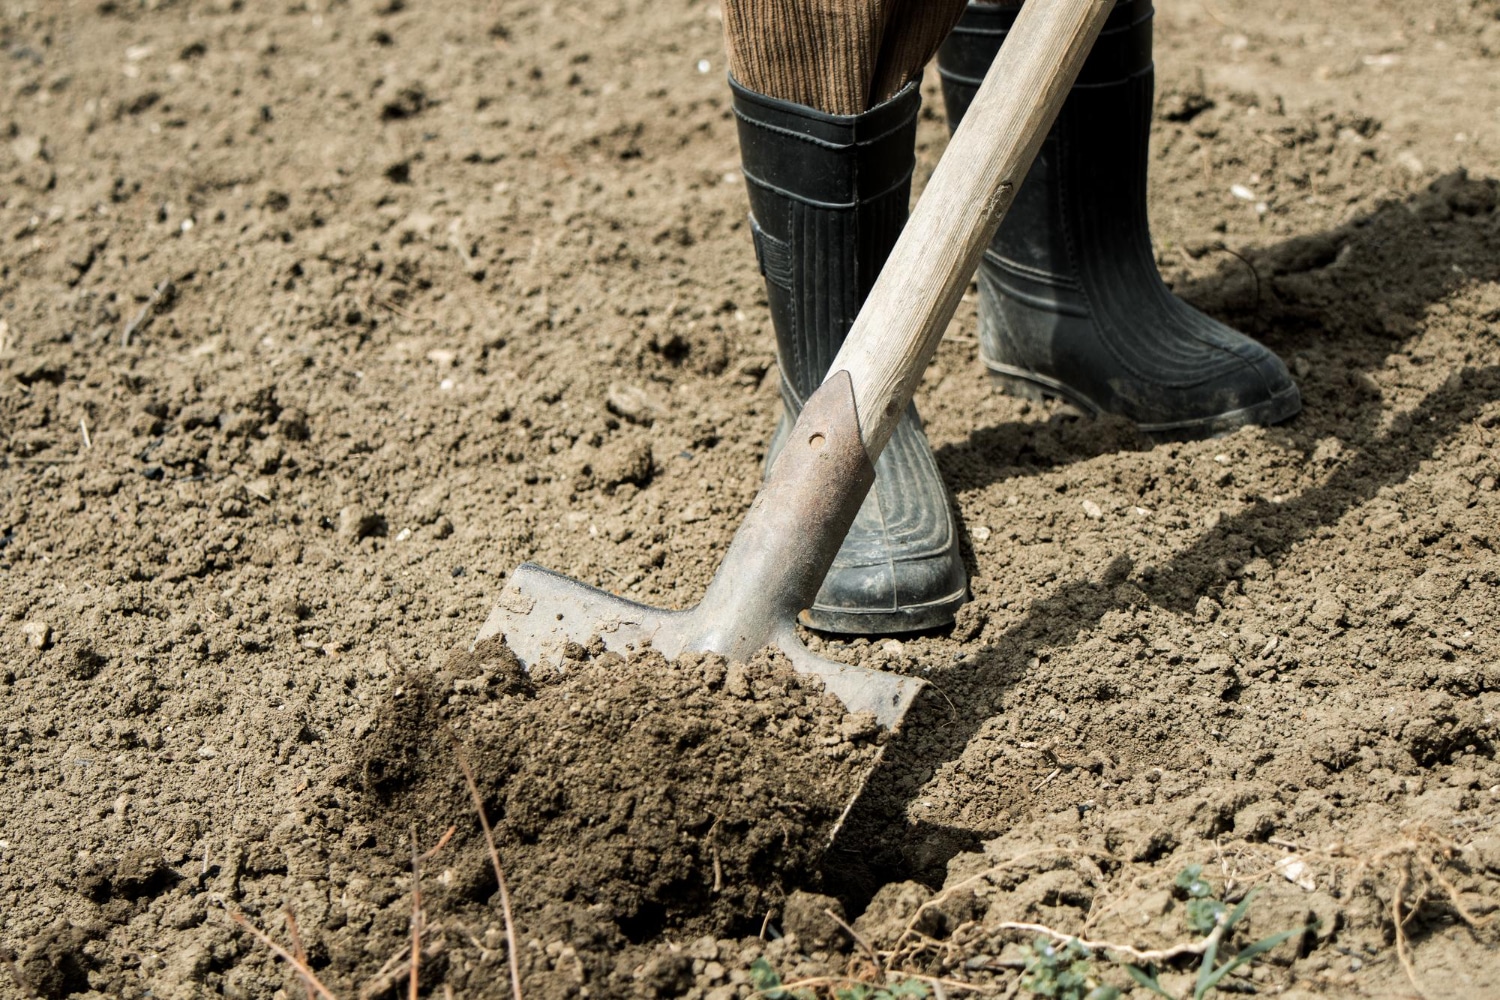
[801,585,969,635]
[983,360,1302,442]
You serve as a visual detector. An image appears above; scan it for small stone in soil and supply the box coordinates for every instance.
[21,621,51,649]
[606,383,659,425]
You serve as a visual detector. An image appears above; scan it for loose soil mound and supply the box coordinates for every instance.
[350,641,882,983]
[2,0,1498,998]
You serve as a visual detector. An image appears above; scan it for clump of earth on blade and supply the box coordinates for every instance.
[354,636,888,950]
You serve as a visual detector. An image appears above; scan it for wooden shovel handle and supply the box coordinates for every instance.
[828,0,1114,457]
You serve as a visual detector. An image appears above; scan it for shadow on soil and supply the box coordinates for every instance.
[821,172,1500,906]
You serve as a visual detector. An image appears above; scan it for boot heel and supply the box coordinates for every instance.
[983,361,1100,416]
[985,366,1049,403]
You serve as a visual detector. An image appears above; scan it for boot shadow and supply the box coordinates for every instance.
[823,172,1500,902]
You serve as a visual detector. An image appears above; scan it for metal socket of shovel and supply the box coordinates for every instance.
[477,0,1115,731]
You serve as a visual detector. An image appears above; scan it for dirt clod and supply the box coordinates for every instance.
[14,922,98,999]
[781,891,850,953]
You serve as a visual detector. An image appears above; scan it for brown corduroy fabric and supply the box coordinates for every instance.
[722,0,970,115]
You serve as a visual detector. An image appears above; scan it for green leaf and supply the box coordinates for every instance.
[886,980,930,998]
[1186,897,1226,936]
[1221,889,1257,933]
[835,985,874,1000]
[1125,965,1174,999]
[1196,926,1307,997]
[1194,930,1223,999]
[750,957,787,999]
[1175,865,1213,899]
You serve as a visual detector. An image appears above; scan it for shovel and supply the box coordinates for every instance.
[477,0,1115,729]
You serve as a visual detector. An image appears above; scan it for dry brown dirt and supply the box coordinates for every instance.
[1,1,1498,998]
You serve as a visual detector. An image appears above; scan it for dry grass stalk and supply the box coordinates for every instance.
[410,827,423,1000]
[821,906,881,973]
[225,763,472,1000]
[359,937,449,1000]
[1260,824,1493,996]
[227,910,340,1000]
[453,739,525,1000]
[284,908,318,1000]
[1391,867,1424,999]
[872,827,1496,999]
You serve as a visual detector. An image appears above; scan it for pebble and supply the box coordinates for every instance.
[606,383,658,425]
[1081,499,1103,520]
[21,621,50,649]
[338,505,384,541]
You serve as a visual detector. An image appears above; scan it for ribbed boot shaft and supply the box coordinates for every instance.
[936,0,1300,435]
[730,78,920,406]
[938,0,1154,287]
[938,0,1152,97]
[1066,71,1227,381]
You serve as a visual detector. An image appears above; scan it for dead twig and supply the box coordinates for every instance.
[399,823,453,1000]
[374,297,422,323]
[122,279,172,347]
[424,825,457,863]
[890,847,1121,958]
[1255,824,1488,998]
[454,738,524,1000]
[1421,856,1493,929]
[821,907,883,977]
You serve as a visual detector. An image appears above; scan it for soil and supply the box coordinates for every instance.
[1,1,1497,999]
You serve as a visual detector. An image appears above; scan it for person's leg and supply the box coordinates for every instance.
[721,1,970,633]
[938,0,1301,438]
[723,0,964,115]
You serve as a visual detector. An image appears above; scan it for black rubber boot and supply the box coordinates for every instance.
[731,78,967,634]
[937,0,1300,438]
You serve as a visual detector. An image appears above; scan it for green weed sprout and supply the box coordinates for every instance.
[1018,937,1121,1000]
[1126,866,1306,999]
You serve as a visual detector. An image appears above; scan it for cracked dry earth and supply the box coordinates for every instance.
[1,0,1498,998]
